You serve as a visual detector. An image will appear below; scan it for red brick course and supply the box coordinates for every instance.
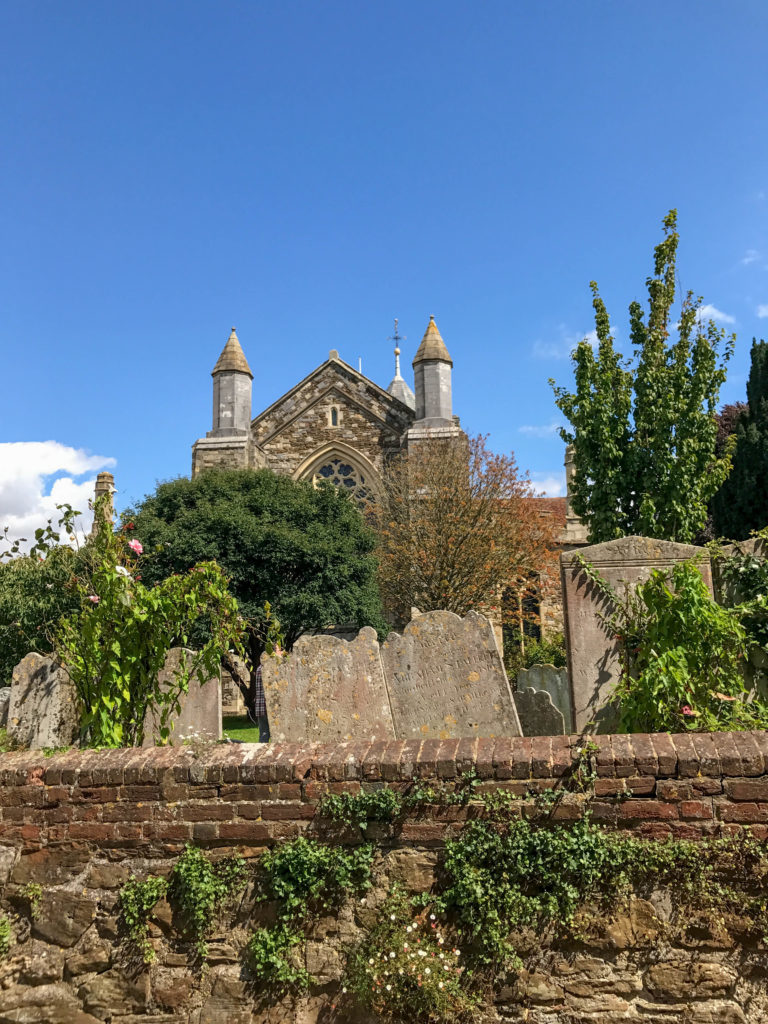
[0,733,766,857]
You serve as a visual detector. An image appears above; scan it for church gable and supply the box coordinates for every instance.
[251,356,414,479]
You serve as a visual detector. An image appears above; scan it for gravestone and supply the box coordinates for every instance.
[513,687,565,736]
[561,536,713,733]
[380,609,522,739]
[517,664,573,732]
[0,686,9,728]
[142,648,222,746]
[221,656,247,716]
[261,626,395,744]
[8,654,80,749]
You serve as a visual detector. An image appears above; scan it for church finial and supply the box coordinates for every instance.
[388,318,406,379]
[386,317,415,410]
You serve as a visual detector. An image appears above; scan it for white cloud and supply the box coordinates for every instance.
[697,304,736,325]
[532,324,603,360]
[519,421,564,438]
[0,442,115,551]
[741,249,761,266]
[757,305,768,319]
[529,473,566,498]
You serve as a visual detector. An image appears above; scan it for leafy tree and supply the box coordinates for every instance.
[712,339,768,539]
[0,507,93,685]
[551,210,735,544]
[374,433,556,623]
[124,469,384,680]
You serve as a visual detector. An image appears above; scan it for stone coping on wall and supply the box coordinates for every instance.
[0,732,767,854]
[2,732,768,786]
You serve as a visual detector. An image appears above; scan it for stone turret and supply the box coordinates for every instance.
[412,315,453,425]
[90,472,115,536]
[192,328,263,476]
[211,328,253,436]
[406,316,463,448]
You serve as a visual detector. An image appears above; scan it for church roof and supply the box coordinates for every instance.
[251,350,415,429]
[413,316,452,366]
[387,375,416,409]
[212,327,253,378]
[386,340,416,410]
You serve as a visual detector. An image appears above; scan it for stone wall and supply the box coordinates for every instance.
[251,359,413,480]
[1,733,768,1022]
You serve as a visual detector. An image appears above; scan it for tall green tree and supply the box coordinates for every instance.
[712,339,768,539]
[551,210,734,544]
[124,469,385,669]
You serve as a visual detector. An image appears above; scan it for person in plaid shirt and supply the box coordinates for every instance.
[252,663,269,742]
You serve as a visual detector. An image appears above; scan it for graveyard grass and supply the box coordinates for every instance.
[222,715,260,742]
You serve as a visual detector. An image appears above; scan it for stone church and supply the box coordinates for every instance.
[191,316,464,495]
[191,318,584,642]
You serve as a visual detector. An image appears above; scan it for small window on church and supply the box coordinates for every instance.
[331,407,339,427]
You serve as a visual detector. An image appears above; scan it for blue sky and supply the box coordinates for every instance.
[2,1,767,535]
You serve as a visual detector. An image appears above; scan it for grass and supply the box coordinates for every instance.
[0,728,9,753]
[223,715,262,743]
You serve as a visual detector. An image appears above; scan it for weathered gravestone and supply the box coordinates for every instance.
[8,653,80,749]
[513,687,565,736]
[0,686,10,728]
[517,664,573,732]
[261,626,395,744]
[561,536,713,733]
[142,648,222,746]
[221,656,247,716]
[380,609,522,739]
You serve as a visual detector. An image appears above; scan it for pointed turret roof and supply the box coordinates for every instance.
[387,339,416,410]
[412,316,452,366]
[211,327,253,378]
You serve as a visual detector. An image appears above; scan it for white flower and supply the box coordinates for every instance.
[389,952,395,959]
[369,958,374,965]
[453,949,460,956]
[115,565,131,578]
[398,969,404,975]
[390,914,396,921]
[438,952,444,959]
[443,965,450,972]
[360,897,366,904]
[406,926,412,933]
[418,950,427,957]
[386,984,391,991]
[438,981,444,989]
[429,913,436,920]
[425,967,431,975]
[342,987,347,993]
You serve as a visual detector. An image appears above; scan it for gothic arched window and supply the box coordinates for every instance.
[310,457,371,506]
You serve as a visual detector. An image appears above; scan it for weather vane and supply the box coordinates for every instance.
[388,318,405,350]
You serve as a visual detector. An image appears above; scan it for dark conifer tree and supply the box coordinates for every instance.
[712,339,768,539]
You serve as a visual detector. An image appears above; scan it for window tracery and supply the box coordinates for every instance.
[310,457,372,505]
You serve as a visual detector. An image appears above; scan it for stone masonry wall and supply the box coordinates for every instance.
[1,733,768,1022]
[251,361,413,479]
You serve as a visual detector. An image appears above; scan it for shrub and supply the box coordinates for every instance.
[168,846,246,957]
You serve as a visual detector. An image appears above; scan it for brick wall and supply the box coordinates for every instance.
[0,733,766,852]
[1,734,768,1022]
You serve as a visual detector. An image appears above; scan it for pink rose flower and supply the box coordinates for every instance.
[681,705,694,716]
[88,595,100,604]
[128,539,143,554]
